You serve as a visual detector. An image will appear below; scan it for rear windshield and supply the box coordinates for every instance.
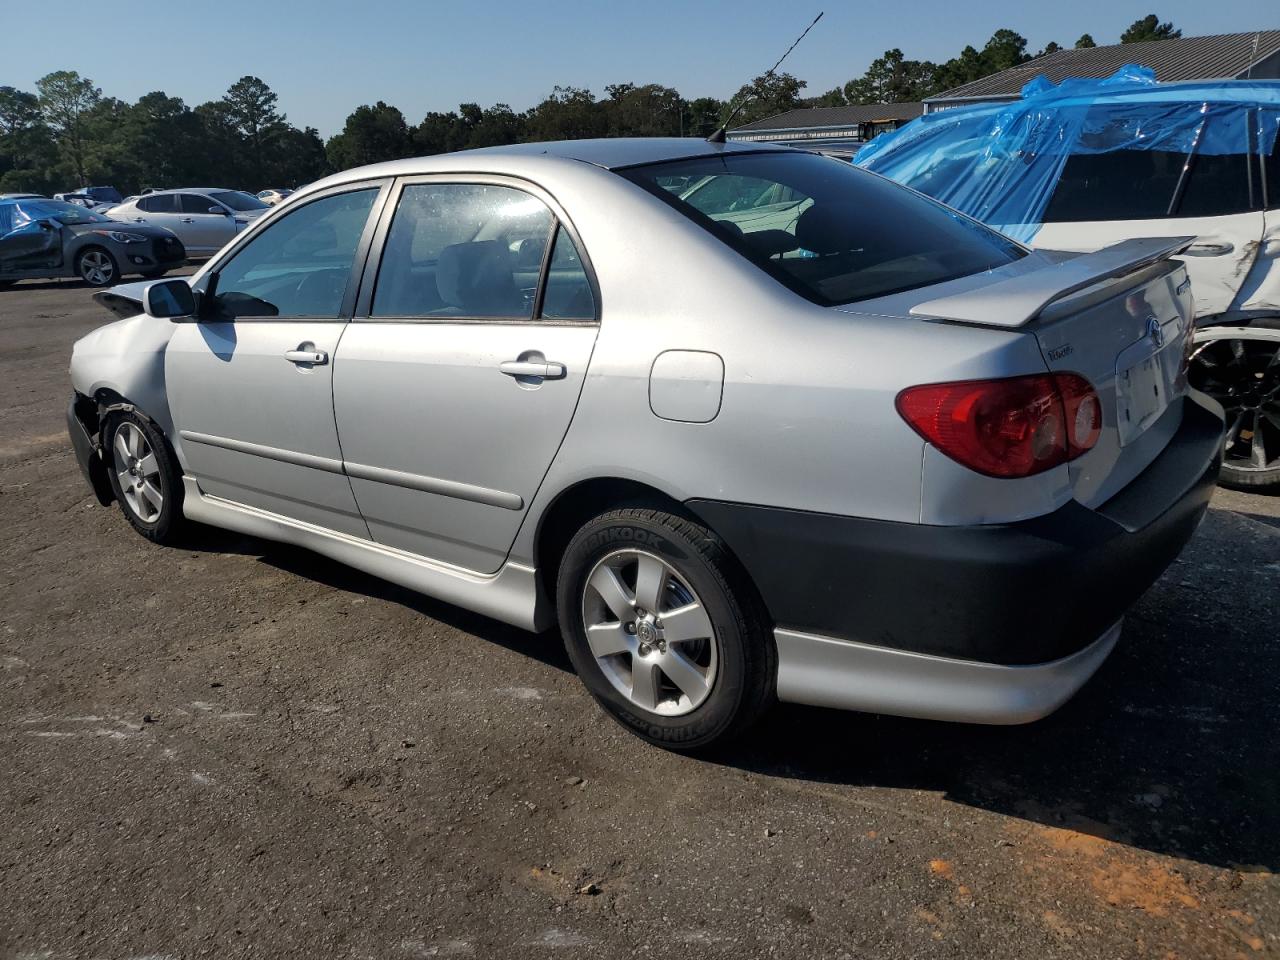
[619,151,1025,306]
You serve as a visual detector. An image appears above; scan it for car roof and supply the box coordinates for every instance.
[142,187,237,195]
[318,137,790,184]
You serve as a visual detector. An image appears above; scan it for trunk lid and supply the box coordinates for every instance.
[909,237,1197,507]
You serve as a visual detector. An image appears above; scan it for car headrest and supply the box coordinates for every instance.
[713,218,745,239]
[436,240,517,314]
[742,228,800,258]
[795,203,862,256]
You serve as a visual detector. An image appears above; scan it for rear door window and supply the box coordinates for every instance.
[371,183,554,319]
[139,194,178,214]
[620,151,1024,306]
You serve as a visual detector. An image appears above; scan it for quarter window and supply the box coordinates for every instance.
[539,227,595,320]
[207,188,377,320]
[372,183,554,319]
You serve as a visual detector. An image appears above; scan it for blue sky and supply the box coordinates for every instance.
[5,0,1277,137]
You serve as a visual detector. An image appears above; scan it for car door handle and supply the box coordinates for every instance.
[133,217,146,223]
[500,359,565,379]
[285,349,328,365]
[179,217,194,223]
[1185,241,1234,257]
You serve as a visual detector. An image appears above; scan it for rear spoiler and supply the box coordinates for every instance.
[93,280,152,321]
[909,236,1195,329]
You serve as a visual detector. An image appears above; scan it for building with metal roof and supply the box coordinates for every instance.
[727,102,925,156]
[926,30,1280,112]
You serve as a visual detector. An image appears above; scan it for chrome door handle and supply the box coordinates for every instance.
[133,217,145,223]
[179,217,194,223]
[1185,241,1234,257]
[285,349,328,365]
[500,359,566,379]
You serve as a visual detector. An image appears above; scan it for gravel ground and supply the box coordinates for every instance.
[1,274,1277,960]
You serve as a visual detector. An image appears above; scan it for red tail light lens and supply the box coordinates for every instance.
[896,373,1100,479]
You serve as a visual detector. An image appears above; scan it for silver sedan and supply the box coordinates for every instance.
[107,188,269,257]
[68,139,1222,749]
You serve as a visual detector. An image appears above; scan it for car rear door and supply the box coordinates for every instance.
[331,176,599,574]
[1032,141,1266,320]
[164,180,388,535]
[131,193,184,242]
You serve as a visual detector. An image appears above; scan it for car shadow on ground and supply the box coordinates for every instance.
[181,523,573,674]
[178,512,1277,873]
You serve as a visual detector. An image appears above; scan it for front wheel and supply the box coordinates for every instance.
[76,246,118,287]
[103,411,187,544]
[1189,323,1280,490]
[556,507,775,750]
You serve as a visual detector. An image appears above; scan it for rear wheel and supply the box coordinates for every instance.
[556,507,774,750]
[76,246,118,287]
[1189,323,1280,490]
[103,411,187,544]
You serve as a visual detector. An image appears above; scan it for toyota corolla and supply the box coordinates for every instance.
[66,139,1223,749]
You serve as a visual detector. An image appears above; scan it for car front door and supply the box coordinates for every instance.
[178,193,238,254]
[332,178,599,573]
[164,181,387,535]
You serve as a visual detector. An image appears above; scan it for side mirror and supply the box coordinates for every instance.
[143,278,197,320]
[210,206,229,216]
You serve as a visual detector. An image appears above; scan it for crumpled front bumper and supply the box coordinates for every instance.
[67,395,114,507]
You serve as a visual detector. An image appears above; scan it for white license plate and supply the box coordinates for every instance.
[1116,352,1170,446]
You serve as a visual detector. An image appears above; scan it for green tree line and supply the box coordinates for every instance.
[0,15,1180,194]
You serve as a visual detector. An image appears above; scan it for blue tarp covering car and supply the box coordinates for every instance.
[854,67,1280,243]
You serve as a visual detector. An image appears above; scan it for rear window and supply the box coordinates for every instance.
[619,151,1025,306]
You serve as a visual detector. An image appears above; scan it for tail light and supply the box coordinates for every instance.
[896,373,1101,479]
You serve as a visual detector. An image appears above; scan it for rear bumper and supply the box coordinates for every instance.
[687,392,1223,720]
[774,621,1122,724]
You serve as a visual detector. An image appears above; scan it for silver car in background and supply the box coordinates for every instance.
[66,140,1223,750]
[107,188,270,257]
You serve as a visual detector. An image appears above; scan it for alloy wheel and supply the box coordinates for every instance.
[1189,330,1280,474]
[79,250,114,286]
[113,422,163,523]
[581,549,718,717]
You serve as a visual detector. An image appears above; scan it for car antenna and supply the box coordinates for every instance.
[707,11,824,144]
